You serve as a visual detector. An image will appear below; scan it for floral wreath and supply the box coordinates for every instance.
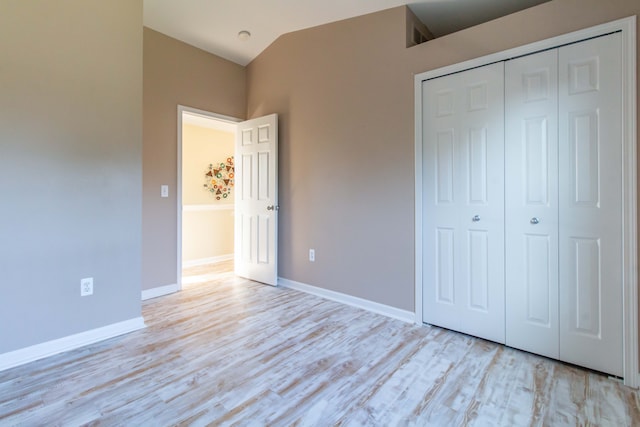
[204,157,234,200]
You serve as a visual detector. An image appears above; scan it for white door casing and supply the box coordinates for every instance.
[422,62,506,344]
[235,114,279,286]
[558,34,623,376]
[505,49,560,359]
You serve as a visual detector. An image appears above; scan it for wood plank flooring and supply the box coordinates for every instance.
[1,260,639,426]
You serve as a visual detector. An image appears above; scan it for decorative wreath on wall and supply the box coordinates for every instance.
[204,156,235,200]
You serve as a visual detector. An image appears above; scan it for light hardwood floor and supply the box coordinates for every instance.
[1,261,639,426]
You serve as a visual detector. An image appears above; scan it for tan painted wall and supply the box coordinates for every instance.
[247,7,417,311]
[182,210,234,263]
[182,124,235,263]
[182,125,235,205]
[0,0,142,353]
[143,28,246,290]
[246,0,640,312]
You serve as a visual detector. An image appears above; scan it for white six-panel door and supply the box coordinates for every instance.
[422,62,506,344]
[558,34,623,376]
[235,114,278,286]
[505,49,560,359]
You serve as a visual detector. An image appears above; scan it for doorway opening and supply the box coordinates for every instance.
[177,106,241,289]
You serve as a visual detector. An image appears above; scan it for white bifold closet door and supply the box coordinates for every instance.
[423,32,623,376]
[505,33,623,376]
[557,34,623,376]
[422,62,506,344]
[505,49,560,360]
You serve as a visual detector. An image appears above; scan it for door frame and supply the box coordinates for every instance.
[177,105,241,290]
[414,17,638,386]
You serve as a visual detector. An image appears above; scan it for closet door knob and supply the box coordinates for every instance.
[472,215,480,222]
[530,217,540,225]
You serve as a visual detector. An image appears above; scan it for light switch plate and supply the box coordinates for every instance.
[161,185,169,198]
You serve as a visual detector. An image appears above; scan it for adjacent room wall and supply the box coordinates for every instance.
[182,124,235,264]
[143,28,246,291]
[0,0,143,353]
[246,0,640,312]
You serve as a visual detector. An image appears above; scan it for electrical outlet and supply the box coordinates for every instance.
[81,277,93,296]
[309,249,315,262]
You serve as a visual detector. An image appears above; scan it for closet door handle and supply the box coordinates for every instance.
[530,217,540,225]
[472,215,480,222]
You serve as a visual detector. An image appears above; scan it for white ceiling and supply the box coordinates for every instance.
[143,0,551,66]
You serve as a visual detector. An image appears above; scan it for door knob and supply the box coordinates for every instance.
[472,215,480,222]
[267,205,279,211]
[530,217,540,224]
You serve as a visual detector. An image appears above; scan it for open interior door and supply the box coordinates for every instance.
[235,114,278,286]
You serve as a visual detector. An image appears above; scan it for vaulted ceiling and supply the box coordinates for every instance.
[143,0,551,66]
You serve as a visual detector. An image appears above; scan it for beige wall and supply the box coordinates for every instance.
[182,210,234,263]
[182,124,235,263]
[143,28,246,290]
[0,0,143,353]
[247,7,417,311]
[182,125,235,205]
[246,0,640,312]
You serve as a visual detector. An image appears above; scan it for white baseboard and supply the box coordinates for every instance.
[141,283,180,301]
[278,278,415,323]
[0,317,146,372]
[182,254,234,268]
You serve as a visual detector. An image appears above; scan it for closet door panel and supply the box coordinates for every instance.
[505,49,560,358]
[423,63,505,343]
[559,33,623,377]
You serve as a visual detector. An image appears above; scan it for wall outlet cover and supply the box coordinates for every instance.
[81,277,93,296]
